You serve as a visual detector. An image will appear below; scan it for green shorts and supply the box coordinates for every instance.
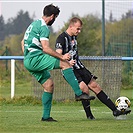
[24,53,60,84]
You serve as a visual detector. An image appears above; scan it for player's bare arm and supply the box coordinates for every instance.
[56,49,62,54]
[21,39,24,53]
[41,40,70,60]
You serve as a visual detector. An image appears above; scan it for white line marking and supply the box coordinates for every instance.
[0,109,111,114]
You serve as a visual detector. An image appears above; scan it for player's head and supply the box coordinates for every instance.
[43,4,60,26]
[68,17,82,36]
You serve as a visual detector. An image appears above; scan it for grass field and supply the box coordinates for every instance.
[0,103,133,133]
[0,89,133,133]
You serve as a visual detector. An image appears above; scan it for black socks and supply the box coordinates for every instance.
[97,90,116,111]
[82,100,93,118]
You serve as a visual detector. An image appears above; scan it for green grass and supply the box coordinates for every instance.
[0,89,133,133]
[0,102,133,133]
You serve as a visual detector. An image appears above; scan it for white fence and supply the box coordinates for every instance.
[0,56,23,98]
[0,56,132,99]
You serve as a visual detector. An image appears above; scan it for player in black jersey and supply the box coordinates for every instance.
[55,17,131,119]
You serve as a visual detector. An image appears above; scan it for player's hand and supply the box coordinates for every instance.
[69,60,76,66]
[62,53,70,60]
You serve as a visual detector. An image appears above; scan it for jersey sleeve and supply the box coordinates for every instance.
[40,26,50,41]
[55,35,65,50]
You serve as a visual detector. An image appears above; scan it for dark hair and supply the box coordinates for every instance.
[69,17,82,26]
[43,4,60,17]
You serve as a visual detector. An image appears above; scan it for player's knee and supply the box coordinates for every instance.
[42,79,54,93]
[88,81,102,94]
[44,83,54,93]
[60,60,71,69]
[47,82,54,89]
[89,81,98,89]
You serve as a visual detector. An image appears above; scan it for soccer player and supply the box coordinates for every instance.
[21,4,94,122]
[55,17,131,119]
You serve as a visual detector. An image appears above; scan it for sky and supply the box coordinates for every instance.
[1,0,133,32]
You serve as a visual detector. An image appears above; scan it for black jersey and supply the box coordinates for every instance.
[55,32,84,69]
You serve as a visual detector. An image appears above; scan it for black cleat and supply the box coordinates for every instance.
[122,109,131,115]
[41,117,57,122]
[113,109,131,117]
[113,109,123,117]
[75,93,95,101]
[87,115,95,120]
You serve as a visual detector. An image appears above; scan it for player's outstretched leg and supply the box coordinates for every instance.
[96,90,131,117]
[62,68,95,101]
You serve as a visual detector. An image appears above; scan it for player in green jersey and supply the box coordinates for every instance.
[21,4,94,122]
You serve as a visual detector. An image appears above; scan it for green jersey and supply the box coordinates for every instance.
[24,18,50,58]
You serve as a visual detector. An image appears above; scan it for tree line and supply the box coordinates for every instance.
[0,9,133,56]
[0,10,34,41]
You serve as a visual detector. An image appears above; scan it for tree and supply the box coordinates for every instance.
[0,10,34,41]
[122,10,133,20]
[0,15,5,40]
[77,14,102,55]
[11,10,33,34]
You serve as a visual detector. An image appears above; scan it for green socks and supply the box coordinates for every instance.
[42,92,53,119]
[42,68,82,119]
[62,68,82,96]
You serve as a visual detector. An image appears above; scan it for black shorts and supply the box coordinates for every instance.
[73,67,97,85]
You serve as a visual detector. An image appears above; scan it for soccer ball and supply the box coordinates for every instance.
[115,96,131,112]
